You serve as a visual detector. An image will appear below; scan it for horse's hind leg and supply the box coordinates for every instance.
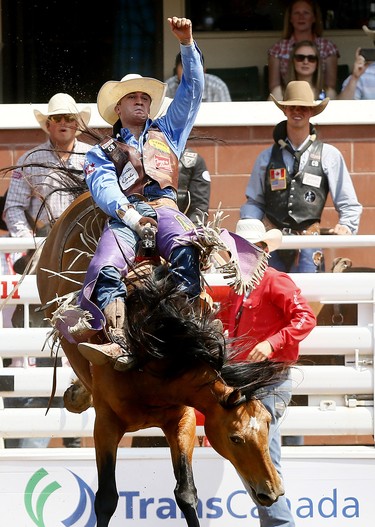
[164,408,200,527]
[93,408,125,527]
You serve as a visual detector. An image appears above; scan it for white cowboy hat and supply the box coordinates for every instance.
[235,219,282,253]
[153,96,173,119]
[97,74,167,125]
[33,93,91,136]
[270,80,329,117]
[362,25,375,39]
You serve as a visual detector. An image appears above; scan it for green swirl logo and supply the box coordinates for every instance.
[24,468,95,526]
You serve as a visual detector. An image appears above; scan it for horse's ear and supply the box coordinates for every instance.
[223,389,247,409]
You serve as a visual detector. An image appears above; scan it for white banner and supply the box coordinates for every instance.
[0,446,374,526]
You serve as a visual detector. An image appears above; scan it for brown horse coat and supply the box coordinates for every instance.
[36,193,286,527]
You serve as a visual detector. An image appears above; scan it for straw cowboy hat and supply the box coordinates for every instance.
[153,96,173,119]
[235,219,282,253]
[33,93,91,135]
[270,80,329,116]
[97,74,167,125]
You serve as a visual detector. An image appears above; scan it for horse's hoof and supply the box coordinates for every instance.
[63,380,92,414]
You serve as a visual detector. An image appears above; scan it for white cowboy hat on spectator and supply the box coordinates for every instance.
[362,25,375,39]
[97,74,167,125]
[235,219,282,253]
[33,93,91,136]
[270,80,329,116]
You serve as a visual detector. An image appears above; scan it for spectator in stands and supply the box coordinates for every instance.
[3,92,91,448]
[4,92,91,240]
[221,218,316,527]
[268,0,339,100]
[165,51,231,101]
[240,80,362,273]
[276,40,336,100]
[337,26,375,100]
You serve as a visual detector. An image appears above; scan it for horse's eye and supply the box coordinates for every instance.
[230,435,244,445]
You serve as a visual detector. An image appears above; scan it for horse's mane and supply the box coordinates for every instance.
[125,264,289,398]
[2,122,288,400]
[125,264,225,376]
[220,359,289,404]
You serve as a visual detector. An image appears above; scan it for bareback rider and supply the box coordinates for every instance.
[72,17,205,371]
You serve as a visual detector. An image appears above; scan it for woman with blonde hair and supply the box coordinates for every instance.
[287,40,336,99]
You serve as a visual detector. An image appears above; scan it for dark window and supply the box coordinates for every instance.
[187,1,372,32]
[1,0,163,103]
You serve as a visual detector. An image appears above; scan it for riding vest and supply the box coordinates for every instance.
[265,140,329,231]
[100,127,179,197]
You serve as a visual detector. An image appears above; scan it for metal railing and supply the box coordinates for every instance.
[0,235,374,444]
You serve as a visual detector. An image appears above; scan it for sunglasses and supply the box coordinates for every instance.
[294,54,318,63]
[48,114,77,123]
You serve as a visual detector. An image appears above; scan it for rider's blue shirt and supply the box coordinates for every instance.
[84,42,204,219]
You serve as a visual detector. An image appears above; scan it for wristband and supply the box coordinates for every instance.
[116,207,142,230]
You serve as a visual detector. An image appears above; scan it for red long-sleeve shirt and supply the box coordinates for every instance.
[222,267,316,362]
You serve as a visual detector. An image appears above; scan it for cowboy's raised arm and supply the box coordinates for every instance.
[168,16,193,45]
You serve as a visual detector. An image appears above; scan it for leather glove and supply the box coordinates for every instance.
[116,206,158,239]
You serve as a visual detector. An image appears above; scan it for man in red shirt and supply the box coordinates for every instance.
[221,218,316,527]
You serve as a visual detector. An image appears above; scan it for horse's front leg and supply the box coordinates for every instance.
[93,406,125,527]
[164,407,200,527]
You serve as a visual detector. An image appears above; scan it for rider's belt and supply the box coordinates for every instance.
[263,216,320,236]
[127,194,179,210]
[147,197,179,210]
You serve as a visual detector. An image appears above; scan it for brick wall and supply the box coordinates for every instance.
[1,124,374,269]
[189,124,375,269]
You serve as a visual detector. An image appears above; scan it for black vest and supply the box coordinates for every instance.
[264,141,329,230]
[177,149,198,212]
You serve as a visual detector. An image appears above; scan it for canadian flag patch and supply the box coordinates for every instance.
[270,168,287,190]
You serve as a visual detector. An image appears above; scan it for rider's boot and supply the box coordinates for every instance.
[78,299,136,372]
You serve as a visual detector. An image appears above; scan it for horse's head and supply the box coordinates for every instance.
[203,388,284,506]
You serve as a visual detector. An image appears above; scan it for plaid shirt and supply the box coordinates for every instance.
[268,36,340,86]
[4,139,91,237]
